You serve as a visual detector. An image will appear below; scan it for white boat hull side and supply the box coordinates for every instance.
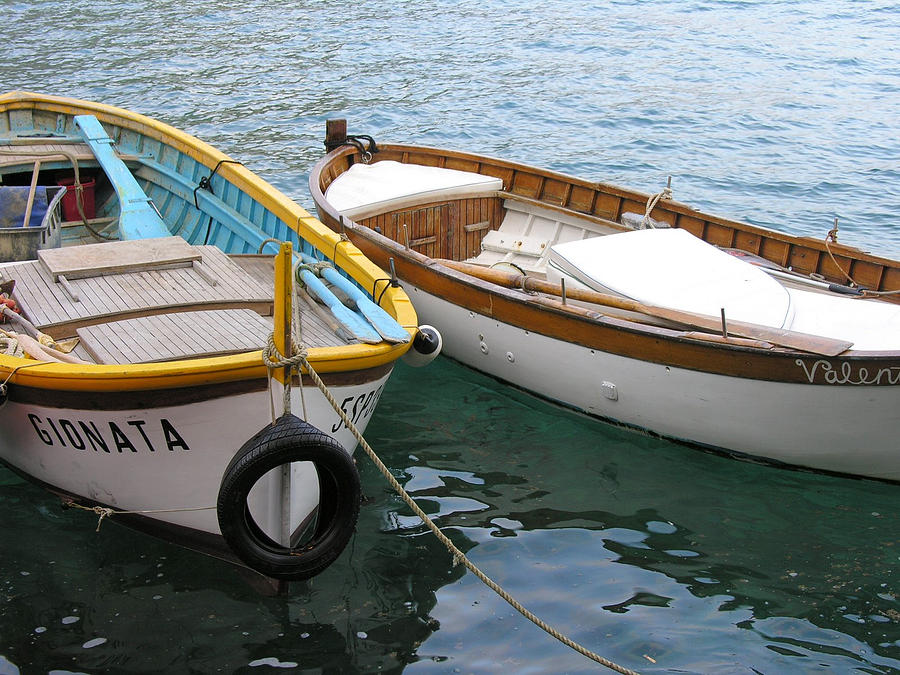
[0,372,390,535]
[404,286,900,482]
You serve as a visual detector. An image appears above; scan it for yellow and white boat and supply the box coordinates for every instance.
[0,93,432,580]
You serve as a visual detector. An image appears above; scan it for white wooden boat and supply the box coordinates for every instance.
[310,120,900,482]
[0,94,430,581]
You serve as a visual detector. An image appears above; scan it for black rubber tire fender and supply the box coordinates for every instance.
[217,414,361,581]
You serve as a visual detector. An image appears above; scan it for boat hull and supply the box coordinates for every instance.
[0,95,418,577]
[0,366,391,537]
[404,283,899,481]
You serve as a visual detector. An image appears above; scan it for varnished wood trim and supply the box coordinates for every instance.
[313,143,898,298]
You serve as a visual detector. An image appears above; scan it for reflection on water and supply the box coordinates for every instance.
[366,361,899,673]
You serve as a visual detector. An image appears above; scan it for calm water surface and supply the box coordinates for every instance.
[3,1,899,673]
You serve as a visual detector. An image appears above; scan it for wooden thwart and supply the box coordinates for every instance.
[76,309,273,364]
[5,242,273,338]
[438,259,854,357]
[38,236,200,281]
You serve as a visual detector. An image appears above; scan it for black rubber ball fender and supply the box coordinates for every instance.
[217,414,361,581]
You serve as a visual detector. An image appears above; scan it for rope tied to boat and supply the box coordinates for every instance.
[0,358,52,400]
[822,218,900,297]
[262,334,309,420]
[297,260,334,276]
[63,501,215,532]
[640,179,673,229]
[288,351,639,674]
[0,148,116,240]
[339,135,378,163]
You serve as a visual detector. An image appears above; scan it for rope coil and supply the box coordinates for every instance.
[1,335,24,358]
[262,334,308,369]
[296,260,334,277]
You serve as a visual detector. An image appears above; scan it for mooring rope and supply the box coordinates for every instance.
[264,338,639,675]
[823,228,900,298]
[640,182,673,230]
[33,331,636,672]
[262,334,309,420]
[0,358,52,400]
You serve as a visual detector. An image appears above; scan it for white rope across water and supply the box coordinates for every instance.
[265,338,640,675]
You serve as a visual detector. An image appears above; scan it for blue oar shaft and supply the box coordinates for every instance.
[298,253,409,344]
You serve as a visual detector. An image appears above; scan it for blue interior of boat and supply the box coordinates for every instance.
[0,109,408,342]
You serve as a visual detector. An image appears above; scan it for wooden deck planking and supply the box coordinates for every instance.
[231,253,358,347]
[5,261,79,324]
[230,254,275,290]
[5,243,274,335]
[298,308,347,347]
[3,238,355,362]
[76,309,274,364]
[38,237,200,280]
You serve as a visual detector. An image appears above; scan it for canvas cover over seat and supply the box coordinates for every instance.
[325,160,503,220]
[547,227,795,329]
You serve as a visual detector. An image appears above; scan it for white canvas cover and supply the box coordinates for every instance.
[547,227,794,328]
[325,160,503,219]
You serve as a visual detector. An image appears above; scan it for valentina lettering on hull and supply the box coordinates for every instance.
[28,414,190,453]
[796,359,900,385]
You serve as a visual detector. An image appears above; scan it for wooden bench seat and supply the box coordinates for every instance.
[76,308,273,364]
[1,238,273,339]
[469,198,626,274]
[76,298,352,364]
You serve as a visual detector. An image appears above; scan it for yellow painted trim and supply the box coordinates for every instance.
[273,242,293,386]
[0,92,420,392]
[0,341,410,392]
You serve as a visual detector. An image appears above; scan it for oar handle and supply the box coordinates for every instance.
[439,259,640,311]
[22,160,41,228]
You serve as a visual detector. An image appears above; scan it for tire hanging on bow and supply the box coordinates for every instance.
[217,413,361,581]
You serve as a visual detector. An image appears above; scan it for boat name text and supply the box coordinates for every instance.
[28,414,190,453]
[795,359,900,385]
[332,385,384,433]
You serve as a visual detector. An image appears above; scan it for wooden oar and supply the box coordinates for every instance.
[438,259,854,357]
[298,252,410,344]
[21,161,41,227]
[296,266,382,344]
